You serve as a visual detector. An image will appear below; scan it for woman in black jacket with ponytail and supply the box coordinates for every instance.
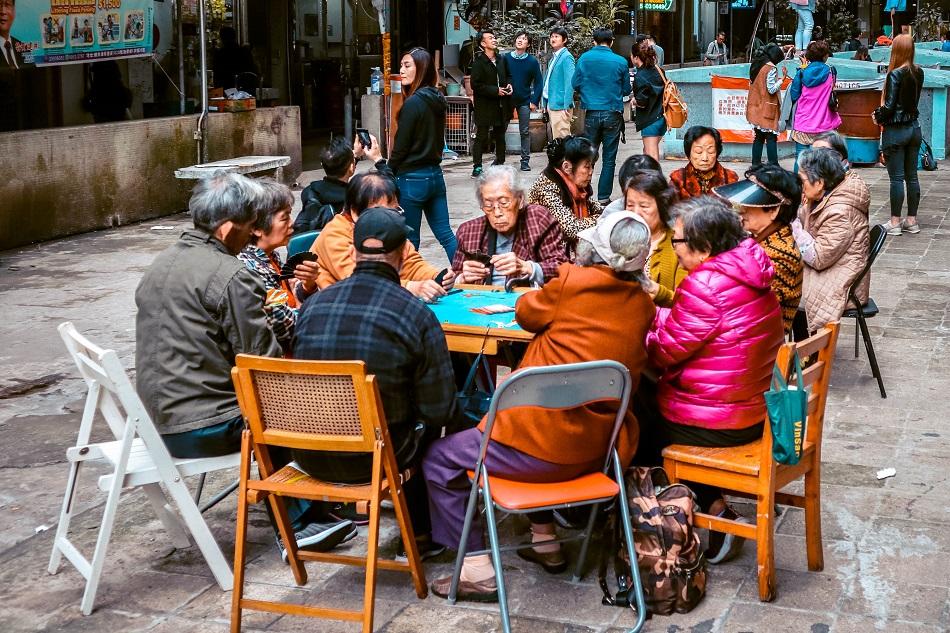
[873,34,924,236]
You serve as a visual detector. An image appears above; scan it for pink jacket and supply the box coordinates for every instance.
[647,238,785,431]
[793,73,842,135]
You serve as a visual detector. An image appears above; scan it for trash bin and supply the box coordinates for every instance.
[837,88,883,166]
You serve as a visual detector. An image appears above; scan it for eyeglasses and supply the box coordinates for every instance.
[481,198,512,211]
[670,238,688,246]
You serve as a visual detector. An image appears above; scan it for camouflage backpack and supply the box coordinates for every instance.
[598,466,707,617]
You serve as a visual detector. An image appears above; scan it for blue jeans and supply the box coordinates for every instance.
[794,142,810,173]
[516,104,532,164]
[882,122,922,218]
[753,129,778,165]
[583,109,624,202]
[396,165,457,261]
[793,7,814,50]
[162,415,320,533]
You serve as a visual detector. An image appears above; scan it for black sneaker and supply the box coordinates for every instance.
[471,166,483,179]
[277,520,357,563]
[395,535,447,562]
[520,162,531,172]
[329,503,370,526]
[705,506,749,565]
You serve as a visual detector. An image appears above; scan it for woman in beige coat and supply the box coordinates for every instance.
[791,147,870,330]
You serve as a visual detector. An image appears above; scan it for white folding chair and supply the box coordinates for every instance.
[49,322,237,615]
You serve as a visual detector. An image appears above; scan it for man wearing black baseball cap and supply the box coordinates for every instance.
[293,207,462,560]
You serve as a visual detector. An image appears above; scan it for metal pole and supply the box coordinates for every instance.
[177,0,186,114]
[342,0,352,141]
[679,0,685,67]
[197,0,209,163]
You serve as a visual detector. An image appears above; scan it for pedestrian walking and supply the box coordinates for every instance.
[541,26,576,140]
[873,34,923,236]
[704,32,729,65]
[506,30,543,172]
[470,29,512,180]
[630,39,666,162]
[573,27,630,205]
[788,0,815,53]
[379,47,457,261]
[638,33,664,67]
[789,41,841,172]
[747,43,785,165]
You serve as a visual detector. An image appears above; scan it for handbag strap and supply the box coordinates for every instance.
[792,351,805,391]
[460,330,491,396]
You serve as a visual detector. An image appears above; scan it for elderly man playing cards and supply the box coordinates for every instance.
[424,211,656,603]
[451,165,567,288]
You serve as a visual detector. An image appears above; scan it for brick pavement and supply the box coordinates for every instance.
[0,130,948,632]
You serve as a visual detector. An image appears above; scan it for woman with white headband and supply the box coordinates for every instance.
[425,212,655,603]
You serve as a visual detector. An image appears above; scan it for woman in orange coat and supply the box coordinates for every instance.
[425,212,656,603]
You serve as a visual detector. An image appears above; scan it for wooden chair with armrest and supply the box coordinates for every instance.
[662,322,840,602]
[230,355,427,633]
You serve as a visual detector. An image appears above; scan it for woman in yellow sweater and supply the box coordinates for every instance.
[622,170,687,306]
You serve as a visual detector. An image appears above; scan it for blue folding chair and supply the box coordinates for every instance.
[287,230,320,258]
[447,360,646,633]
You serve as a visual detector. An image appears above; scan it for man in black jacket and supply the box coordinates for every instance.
[470,29,512,179]
[295,136,357,233]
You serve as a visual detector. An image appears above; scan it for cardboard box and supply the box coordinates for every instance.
[208,97,256,112]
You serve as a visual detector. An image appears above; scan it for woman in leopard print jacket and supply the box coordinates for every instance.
[527,136,603,256]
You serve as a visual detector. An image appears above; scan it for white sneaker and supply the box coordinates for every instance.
[902,220,921,234]
[885,222,902,236]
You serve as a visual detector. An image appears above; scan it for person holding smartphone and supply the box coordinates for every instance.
[470,29,513,180]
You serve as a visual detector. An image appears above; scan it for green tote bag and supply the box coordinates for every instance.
[764,352,808,465]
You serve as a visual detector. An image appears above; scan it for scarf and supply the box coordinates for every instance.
[556,168,590,219]
[510,50,529,60]
[267,251,299,309]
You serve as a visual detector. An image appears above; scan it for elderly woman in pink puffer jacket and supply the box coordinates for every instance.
[638,195,784,565]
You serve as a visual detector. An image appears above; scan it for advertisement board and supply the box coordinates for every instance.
[2,0,153,68]
[711,74,791,143]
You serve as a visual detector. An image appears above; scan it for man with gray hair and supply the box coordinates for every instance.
[135,172,356,558]
[451,165,566,287]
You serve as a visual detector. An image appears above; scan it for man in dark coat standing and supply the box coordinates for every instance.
[469,29,512,179]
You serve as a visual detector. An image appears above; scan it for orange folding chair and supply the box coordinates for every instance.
[230,355,427,632]
[446,360,647,633]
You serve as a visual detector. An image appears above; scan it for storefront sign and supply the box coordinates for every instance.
[639,0,675,11]
[6,0,153,67]
[711,75,791,143]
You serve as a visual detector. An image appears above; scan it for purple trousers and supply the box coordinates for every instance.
[422,427,601,553]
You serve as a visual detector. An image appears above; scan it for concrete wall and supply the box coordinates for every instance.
[0,106,301,251]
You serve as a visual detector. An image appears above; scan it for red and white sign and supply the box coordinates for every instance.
[711,75,791,143]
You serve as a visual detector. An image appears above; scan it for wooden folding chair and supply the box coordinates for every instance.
[49,322,236,615]
[447,360,647,633]
[662,323,840,602]
[230,355,427,633]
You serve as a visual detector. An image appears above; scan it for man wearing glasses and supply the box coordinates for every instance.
[452,165,567,287]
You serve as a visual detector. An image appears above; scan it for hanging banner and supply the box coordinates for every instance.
[4,0,153,67]
[711,74,791,143]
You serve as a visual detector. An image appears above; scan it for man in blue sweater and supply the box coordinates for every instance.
[573,28,631,204]
[506,31,543,171]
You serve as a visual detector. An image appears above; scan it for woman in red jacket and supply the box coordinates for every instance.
[639,195,784,564]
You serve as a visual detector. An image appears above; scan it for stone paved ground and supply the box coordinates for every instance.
[1,128,949,633]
